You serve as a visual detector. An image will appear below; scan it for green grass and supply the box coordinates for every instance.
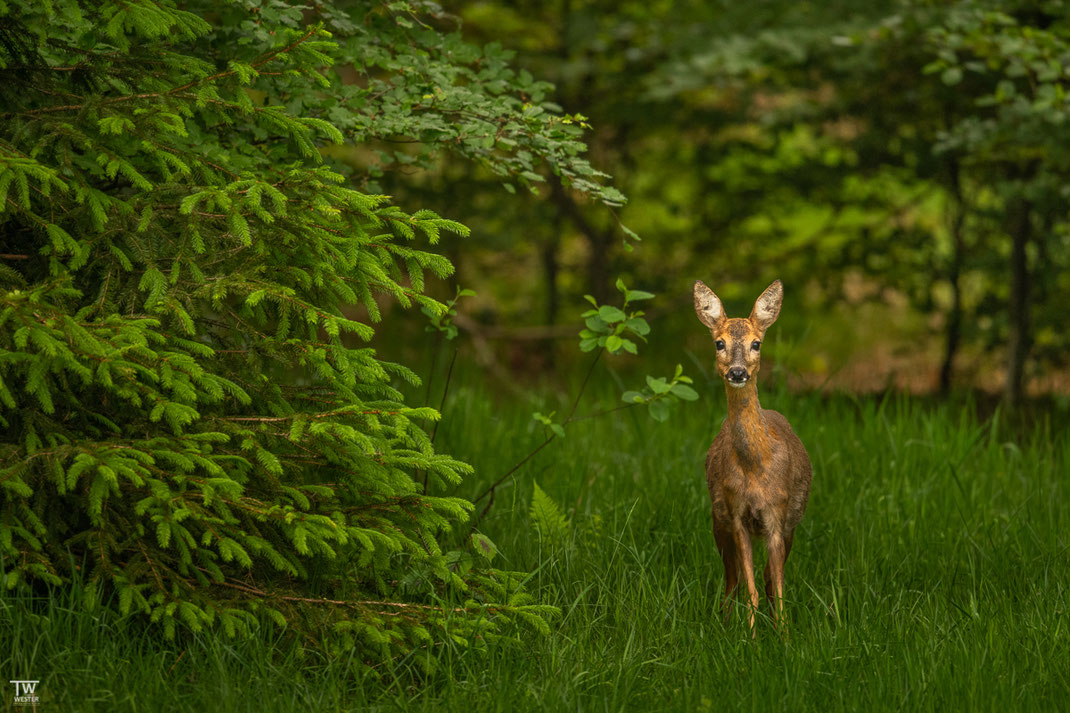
[3,373,1068,712]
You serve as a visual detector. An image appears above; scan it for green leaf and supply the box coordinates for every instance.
[646,376,672,394]
[597,305,627,323]
[585,315,609,333]
[670,384,699,401]
[470,533,497,563]
[624,317,650,336]
[648,398,671,423]
[620,224,641,243]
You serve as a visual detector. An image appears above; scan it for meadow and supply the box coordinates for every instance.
[2,365,1067,712]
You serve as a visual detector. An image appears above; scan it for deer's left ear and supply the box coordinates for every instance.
[750,280,783,331]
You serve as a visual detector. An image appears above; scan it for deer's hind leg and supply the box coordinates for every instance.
[763,530,794,633]
[713,526,739,623]
[763,555,775,616]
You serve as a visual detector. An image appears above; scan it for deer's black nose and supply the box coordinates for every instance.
[727,367,748,383]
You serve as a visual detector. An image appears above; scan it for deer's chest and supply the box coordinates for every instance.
[712,465,788,535]
[740,478,784,535]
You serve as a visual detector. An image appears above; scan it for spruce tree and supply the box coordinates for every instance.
[0,0,614,666]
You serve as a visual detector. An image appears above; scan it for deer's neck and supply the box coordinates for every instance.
[723,379,769,470]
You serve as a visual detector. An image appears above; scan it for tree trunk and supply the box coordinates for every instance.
[939,224,964,396]
[550,176,612,303]
[551,8,613,305]
[585,227,611,304]
[540,226,561,368]
[939,162,965,396]
[1005,197,1032,409]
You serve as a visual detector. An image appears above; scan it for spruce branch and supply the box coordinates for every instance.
[5,27,323,118]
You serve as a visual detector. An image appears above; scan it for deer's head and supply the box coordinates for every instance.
[693,280,782,388]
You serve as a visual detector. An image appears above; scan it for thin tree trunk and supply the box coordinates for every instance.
[551,5,613,304]
[939,232,964,396]
[540,223,561,368]
[1005,197,1032,408]
[550,176,612,303]
[585,227,611,304]
[939,161,965,396]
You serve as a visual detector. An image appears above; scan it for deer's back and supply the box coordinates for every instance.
[705,408,811,535]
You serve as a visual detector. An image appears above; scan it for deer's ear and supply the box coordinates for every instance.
[750,280,783,331]
[694,281,725,330]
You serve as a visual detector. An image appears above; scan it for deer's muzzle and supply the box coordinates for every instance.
[727,366,749,386]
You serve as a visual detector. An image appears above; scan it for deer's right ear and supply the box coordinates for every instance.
[693,281,725,330]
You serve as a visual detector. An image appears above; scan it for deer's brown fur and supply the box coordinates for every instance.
[694,279,812,634]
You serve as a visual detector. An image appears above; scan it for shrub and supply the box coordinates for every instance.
[0,0,612,667]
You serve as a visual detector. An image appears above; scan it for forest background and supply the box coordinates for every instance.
[405,0,1070,405]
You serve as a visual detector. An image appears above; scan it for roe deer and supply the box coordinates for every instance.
[693,279,811,635]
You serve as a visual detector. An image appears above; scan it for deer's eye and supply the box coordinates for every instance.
[751,340,761,351]
[715,339,726,351]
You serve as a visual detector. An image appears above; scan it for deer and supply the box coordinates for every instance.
[693,279,811,636]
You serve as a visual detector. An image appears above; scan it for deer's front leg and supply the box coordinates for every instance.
[714,526,739,622]
[732,524,759,636]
